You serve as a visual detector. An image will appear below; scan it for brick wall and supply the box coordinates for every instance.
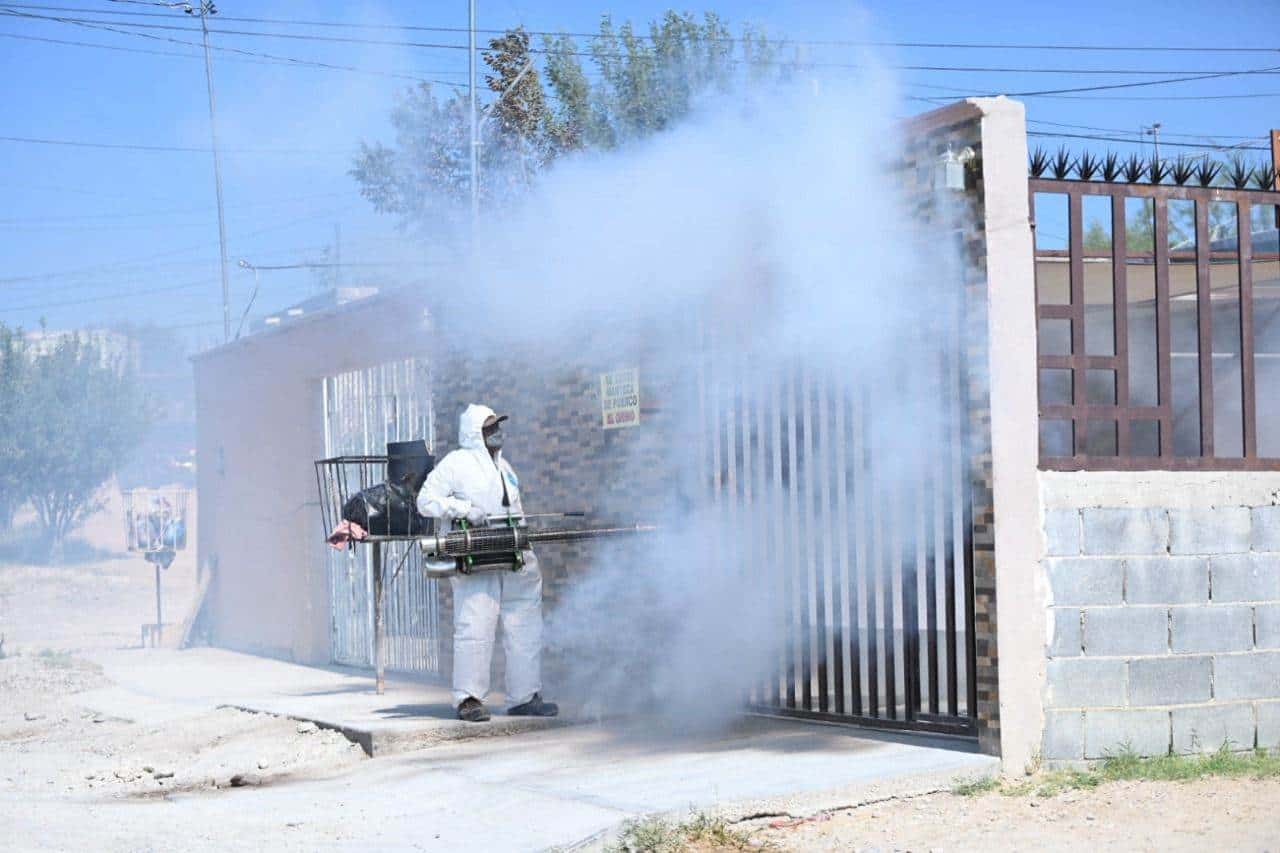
[1042,500,1280,761]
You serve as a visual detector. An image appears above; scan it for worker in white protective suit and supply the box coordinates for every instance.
[418,403,559,722]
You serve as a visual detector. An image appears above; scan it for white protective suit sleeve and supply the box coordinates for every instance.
[417,454,473,520]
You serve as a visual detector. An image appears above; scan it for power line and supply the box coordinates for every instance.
[9,10,1280,76]
[4,277,220,311]
[8,3,1280,54]
[1029,90,1280,101]
[0,9,465,86]
[0,28,467,84]
[0,188,357,222]
[1025,130,1267,151]
[0,133,351,154]
[907,79,1280,103]
[1026,118,1265,142]
[0,207,356,286]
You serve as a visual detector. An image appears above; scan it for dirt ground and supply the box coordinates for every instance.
[0,492,365,805]
[2,493,1279,851]
[743,777,1280,851]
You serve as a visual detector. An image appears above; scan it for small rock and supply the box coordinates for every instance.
[257,759,270,770]
[153,769,174,780]
[1029,800,1039,808]
[229,774,247,787]
[84,773,95,781]
[23,711,43,722]
[142,765,154,774]
[92,714,105,724]
[1085,814,1096,822]
[296,721,318,735]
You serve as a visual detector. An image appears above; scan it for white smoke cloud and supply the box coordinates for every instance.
[447,70,968,726]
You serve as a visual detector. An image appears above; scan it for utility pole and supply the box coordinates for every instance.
[468,0,479,231]
[1142,122,1162,162]
[185,1,233,343]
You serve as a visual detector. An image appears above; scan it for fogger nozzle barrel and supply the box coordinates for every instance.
[419,523,658,560]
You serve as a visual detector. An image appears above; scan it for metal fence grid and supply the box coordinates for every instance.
[1031,178,1280,470]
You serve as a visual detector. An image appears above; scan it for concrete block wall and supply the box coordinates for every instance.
[1042,502,1280,761]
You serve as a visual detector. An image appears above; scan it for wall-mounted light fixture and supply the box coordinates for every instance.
[937,145,977,191]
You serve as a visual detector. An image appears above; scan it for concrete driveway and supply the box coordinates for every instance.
[11,648,997,852]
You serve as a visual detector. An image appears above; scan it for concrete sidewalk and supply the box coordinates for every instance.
[53,647,1000,851]
[78,647,565,754]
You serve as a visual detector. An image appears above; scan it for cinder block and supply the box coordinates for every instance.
[1083,607,1168,656]
[1084,709,1170,758]
[1258,701,1280,749]
[1043,710,1085,760]
[1171,606,1254,653]
[1251,506,1280,553]
[1169,507,1251,555]
[1128,656,1212,706]
[1211,554,1280,602]
[1046,657,1127,708]
[1082,508,1168,556]
[1258,604,1280,649]
[1172,704,1256,753]
[1044,509,1081,557]
[1214,651,1280,700]
[1046,557,1124,606]
[1049,608,1082,657]
[1126,557,1208,605]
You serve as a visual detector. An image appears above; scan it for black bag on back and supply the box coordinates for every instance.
[341,482,434,536]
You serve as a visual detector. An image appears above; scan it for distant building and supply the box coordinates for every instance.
[23,328,138,372]
[250,287,379,335]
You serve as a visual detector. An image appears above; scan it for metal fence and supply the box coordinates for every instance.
[321,358,442,674]
[701,331,978,737]
[1032,178,1280,469]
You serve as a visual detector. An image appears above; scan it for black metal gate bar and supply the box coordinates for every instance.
[733,281,977,737]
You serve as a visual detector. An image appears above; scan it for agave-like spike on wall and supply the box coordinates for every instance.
[1255,163,1279,191]
[1050,147,1075,180]
[1029,147,1050,178]
[1170,155,1196,186]
[1122,153,1145,183]
[1100,152,1121,183]
[1147,155,1170,185]
[1227,156,1253,190]
[1194,156,1222,188]
[1076,151,1101,181]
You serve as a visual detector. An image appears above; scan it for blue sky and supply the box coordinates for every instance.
[1,0,1276,345]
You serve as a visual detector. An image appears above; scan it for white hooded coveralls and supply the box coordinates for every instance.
[417,404,543,709]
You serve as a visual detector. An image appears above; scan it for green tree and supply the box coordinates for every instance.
[1082,220,1110,252]
[0,324,29,531]
[349,82,469,225]
[352,12,790,225]
[12,333,152,560]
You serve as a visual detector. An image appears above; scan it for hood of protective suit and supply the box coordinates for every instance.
[458,403,497,452]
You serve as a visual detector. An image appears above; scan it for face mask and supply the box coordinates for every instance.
[484,429,504,450]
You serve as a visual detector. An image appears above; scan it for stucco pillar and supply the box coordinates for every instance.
[973,96,1044,773]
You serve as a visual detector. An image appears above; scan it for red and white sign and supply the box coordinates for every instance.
[600,368,640,430]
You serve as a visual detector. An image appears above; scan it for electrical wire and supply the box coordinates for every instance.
[8,9,1280,76]
[0,133,351,155]
[0,28,467,84]
[0,207,356,286]
[4,277,220,311]
[1026,118,1265,142]
[1025,130,1266,151]
[0,9,466,86]
[9,3,1280,54]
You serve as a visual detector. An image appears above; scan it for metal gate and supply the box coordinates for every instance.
[322,358,443,674]
[701,338,978,738]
